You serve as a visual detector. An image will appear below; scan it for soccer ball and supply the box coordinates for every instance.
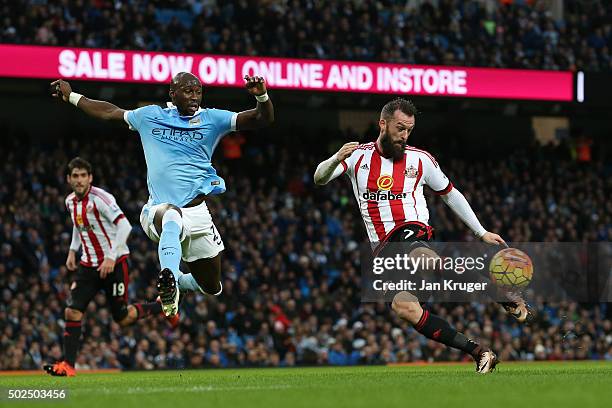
[489,248,533,288]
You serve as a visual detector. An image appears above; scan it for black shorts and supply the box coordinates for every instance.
[374,221,435,258]
[374,222,436,303]
[67,256,130,321]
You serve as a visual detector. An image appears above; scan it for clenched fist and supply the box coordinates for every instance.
[51,79,73,102]
[244,75,267,96]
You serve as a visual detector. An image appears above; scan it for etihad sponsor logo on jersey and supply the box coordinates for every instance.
[151,127,204,141]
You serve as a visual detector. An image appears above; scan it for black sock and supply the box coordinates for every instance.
[414,309,480,357]
[63,320,81,366]
[135,302,162,320]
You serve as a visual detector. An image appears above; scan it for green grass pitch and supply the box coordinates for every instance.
[3,362,612,408]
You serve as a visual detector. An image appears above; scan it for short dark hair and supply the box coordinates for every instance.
[380,98,417,120]
[67,157,92,175]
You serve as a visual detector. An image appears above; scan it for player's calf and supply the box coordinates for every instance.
[44,308,82,377]
[154,205,184,315]
[407,246,441,272]
[392,292,489,367]
[156,206,183,278]
[115,303,164,326]
[391,292,422,323]
[186,255,223,295]
[62,307,82,368]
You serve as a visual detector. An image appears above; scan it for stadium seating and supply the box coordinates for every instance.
[0,0,610,71]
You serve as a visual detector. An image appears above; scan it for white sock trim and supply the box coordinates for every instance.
[161,208,183,227]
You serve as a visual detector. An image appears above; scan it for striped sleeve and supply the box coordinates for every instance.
[342,149,358,178]
[421,152,453,194]
[91,188,124,223]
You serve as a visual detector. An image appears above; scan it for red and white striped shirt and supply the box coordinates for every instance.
[65,186,129,267]
[336,142,453,244]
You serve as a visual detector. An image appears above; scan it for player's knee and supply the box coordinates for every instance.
[391,292,422,324]
[408,247,440,272]
[112,305,130,325]
[153,204,182,235]
[65,307,83,321]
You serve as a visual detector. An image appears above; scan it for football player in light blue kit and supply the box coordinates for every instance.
[52,73,274,316]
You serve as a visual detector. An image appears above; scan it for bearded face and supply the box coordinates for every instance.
[378,110,415,160]
[380,123,408,160]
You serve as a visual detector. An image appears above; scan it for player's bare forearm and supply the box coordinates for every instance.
[256,98,275,125]
[236,99,274,130]
[236,75,275,130]
[51,79,126,122]
[76,97,126,121]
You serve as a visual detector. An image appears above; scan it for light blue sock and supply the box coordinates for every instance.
[158,220,182,281]
[178,274,203,293]
[158,217,203,293]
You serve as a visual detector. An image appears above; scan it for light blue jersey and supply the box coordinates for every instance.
[125,103,237,207]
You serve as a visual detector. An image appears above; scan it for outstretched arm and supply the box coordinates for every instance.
[236,76,274,131]
[440,187,506,245]
[314,142,358,185]
[51,79,126,121]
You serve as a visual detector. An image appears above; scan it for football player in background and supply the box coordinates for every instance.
[44,157,176,377]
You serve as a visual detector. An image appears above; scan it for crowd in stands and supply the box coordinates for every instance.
[0,0,610,71]
[1,122,611,370]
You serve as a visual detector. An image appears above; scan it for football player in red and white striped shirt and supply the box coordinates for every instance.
[315,98,531,373]
[44,157,176,377]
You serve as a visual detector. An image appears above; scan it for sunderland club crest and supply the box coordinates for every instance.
[404,165,418,178]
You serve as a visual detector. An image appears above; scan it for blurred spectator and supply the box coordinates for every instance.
[222,133,246,160]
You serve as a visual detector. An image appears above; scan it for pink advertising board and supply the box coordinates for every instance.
[0,45,573,101]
